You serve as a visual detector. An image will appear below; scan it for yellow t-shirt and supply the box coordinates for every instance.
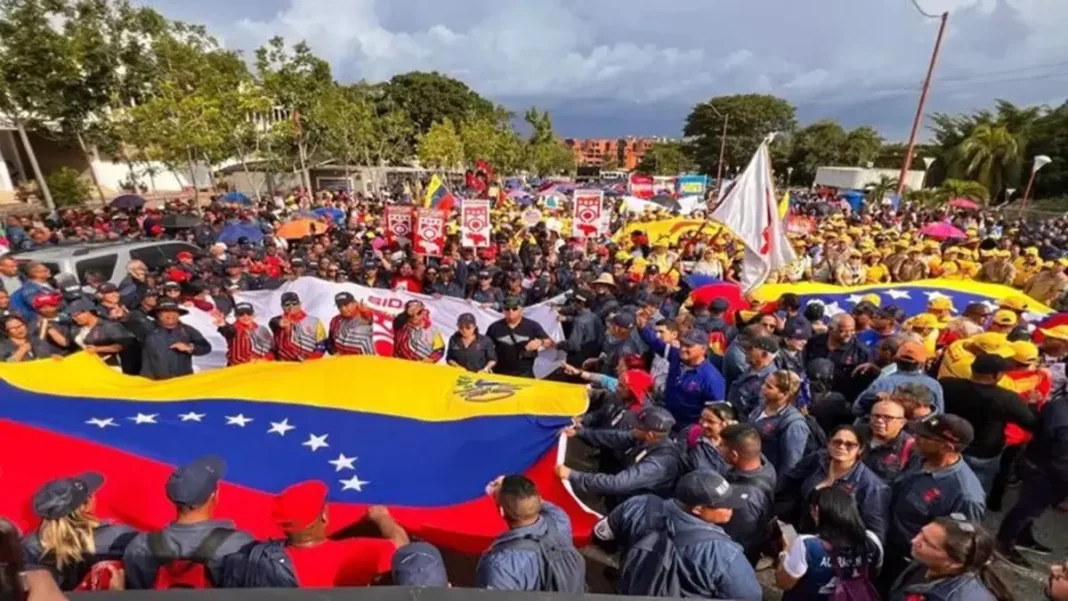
[865,263,889,284]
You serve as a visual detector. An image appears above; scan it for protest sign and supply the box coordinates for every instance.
[572,189,604,238]
[461,200,491,248]
[414,208,446,256]
[385,205,413,246]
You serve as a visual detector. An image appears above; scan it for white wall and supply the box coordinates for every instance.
[814,167,926,191]
[89,159,212,193]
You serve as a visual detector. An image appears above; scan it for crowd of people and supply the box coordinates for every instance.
[1,183,1068,601]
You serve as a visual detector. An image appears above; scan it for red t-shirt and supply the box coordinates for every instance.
[286,538,396,587]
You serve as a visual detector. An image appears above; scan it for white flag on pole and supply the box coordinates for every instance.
[709,134,795,291]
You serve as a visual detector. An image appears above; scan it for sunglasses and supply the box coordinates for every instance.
[504,306,521,312]
[829,439,860,450]
[282,301,300,308]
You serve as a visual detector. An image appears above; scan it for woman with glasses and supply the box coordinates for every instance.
[775,487,882,601]
[775,425,891,543]
[889,515,1015,601]
[0,314,59,362]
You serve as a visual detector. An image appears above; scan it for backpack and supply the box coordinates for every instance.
[620,520,720,597]
[828,547,880,601]
[148,528,234,589]
[499,518,586,594]
[780,409,826,457]
[219,540,298,588]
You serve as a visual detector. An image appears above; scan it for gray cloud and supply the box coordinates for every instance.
[142,0,1068,138]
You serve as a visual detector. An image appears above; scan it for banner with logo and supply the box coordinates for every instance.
[572,189,604,238]
[785,214,817,235]
[414,208,446,256]
[187,278,565,377]
[385,205,413,246]
[653,176,676,196]
[461,200,491,248]
[677,174,708,197]
[629,174,654,199]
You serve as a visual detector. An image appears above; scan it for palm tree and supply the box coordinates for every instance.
[937,178,990,204]
[904,188,939,207]
[864,175,898,207]
[958,123,1020,199]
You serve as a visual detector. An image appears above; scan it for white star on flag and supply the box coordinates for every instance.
[340,475,369,491]
[302,433,329,452]
[885,289,911,299]
[329,453,356,471]
[981,301,999,312]
[86,417,117,429]
[268,419,295,436]
[846,295,865,304]
[924,291,951,300]
[128,413,158,425]
[823,302,845,318]
[179,412,205,422]
[225,414,253,427]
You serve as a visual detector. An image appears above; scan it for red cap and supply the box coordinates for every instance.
[176,251,193,261]
[32,291,63,309]
[621,370,654,401]
[271,480,328,532]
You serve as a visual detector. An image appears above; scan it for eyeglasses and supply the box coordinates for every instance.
[870,413,905,422]
[829,439,860,450]
[282,302,299,308]
[504,306,521,312]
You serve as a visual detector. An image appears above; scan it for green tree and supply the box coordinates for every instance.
[255,37,334,191]
[958,123,1020,200]
[786,120,848,184]
[635,141,694,175]
[0,0,83,208]
[937,178,990,203]
[529,140,575,176]
[864,175,899,207]
[317,84,374,185]
[1029,101,1068,198]
[45,166,91,207]
[459,114,525,175]
[418,119,464,170]
[684,94,797,176]
[384,71,495,148]
[843,126,884,166]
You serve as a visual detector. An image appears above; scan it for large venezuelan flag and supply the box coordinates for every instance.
[614,218,721,245]
[751,279,1053,318]
[0,355,594,554]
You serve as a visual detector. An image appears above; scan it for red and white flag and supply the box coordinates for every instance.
[710,134,795,291]
[461,200,492,248]
[572,189,604,238]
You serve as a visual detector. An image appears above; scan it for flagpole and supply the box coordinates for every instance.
[896,9,949,198]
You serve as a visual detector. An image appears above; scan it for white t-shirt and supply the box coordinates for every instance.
[782,530,883,579]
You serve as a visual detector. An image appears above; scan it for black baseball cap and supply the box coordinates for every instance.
[67,299,98,315]
[912,414,975,448]
[392,542,448,587]
[972,353,1010,375]
[457,313,477,326]
[612,312,635,329]
[162,281,181,290]
[637,406,676,433]
[502,296,523,310]
[751,336,780,353]
[32,472,104,519]
[478,270,492,279]
[153,299,188,315]
[234,302,255,316]
[709,298,730,312]
[680,329,709,348]
[98,283,119,294]
[281,292,300,305]
[675,470,746,509]
[334,292,356,306]
[166,455,226,507]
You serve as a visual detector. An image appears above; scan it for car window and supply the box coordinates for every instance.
[128,247,168,272]
[74,255,119,285]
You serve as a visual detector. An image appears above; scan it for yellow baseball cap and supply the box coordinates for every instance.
[970,332,1009,352]
[992,310,1018,326]
[1011,341,1039,364]
[909,313,941,330]
[861,293,881,307]
[1025,247,1040,257]
[943,247,960,255]
[999,296,1029,312]
[928,297,957,312]
[1040,325,1068,341]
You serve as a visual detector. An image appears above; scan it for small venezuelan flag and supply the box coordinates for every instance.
[423,175,457,212]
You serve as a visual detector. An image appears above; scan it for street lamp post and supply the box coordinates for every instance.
[705,104,729,201]
[1021,155,1053,208]
[786,167,794,187]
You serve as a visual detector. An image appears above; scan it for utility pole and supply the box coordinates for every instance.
[896,10,949,198]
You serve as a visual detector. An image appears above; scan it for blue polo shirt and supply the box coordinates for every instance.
[887,459,985,552]
[638,325,725,426]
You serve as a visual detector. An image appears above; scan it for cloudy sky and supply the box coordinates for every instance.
[142,0,1068,140]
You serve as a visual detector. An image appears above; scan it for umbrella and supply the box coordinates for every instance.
[110,194,145,210]
[218,192,252,206]
[159,214,203,229]
[217,221,265,245]
[506,188,531,199]
[920,222,966,241]
[277,218,330,240]
[948,198,980,210]
[311,207,346,225]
